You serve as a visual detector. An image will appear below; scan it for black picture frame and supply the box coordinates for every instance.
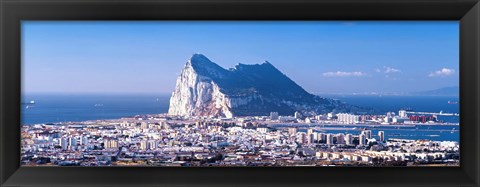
[1,0,479,186]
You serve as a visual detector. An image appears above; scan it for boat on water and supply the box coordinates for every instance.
[25,101,35,109]
[448,101,458,104]
[451,127,456,133]
[22,100,36,104]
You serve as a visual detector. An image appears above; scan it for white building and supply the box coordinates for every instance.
[256,127,269,133]
[327,112,335,120]
[345,134,353,145]
[288,127,297,135]
[362,130,372,139]
[140,140,148,150]
[69,137,77,147]
[336,134,345,145]
[393,117,409,124]
[378,131,385,142]
[294,111,302,119]
[270,112,279,120]
[399,110,407,118]
[359,133,367,146]
[336,113,360,124]
[308,133,315,144]
[326,134,334,145]
[60,137,68,150]
[317,133,326,143]
[298,133,307,144]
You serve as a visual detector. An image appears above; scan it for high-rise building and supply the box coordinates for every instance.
[298,133,307,144]
[69,137,77,147]
[60,137,68,150]
[317,133,326,143]
[336,113,360,124]
[270,112,279,120]
[345,134,353,145]
[378,131,385,142]
[336,133,345,144]
[140,140,148,150]
[359,133,366,146]
[326,134,334,145]
[103,139,118,149]
[81,136,88,145]
[307,133,315,144]
[363,130,372,139]
[307,128,314,136]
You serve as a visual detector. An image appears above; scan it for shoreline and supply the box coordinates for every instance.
[22,113,460,127]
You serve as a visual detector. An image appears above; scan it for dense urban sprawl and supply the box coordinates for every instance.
[21,110,460,166]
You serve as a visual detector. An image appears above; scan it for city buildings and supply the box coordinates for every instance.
[359,133,367,146]
[270,112,279,120]
[378,131,385,142]
[20,110,459,167]
[336,113,360,124]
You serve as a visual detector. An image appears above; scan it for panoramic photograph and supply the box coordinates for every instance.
[21,21,459,167]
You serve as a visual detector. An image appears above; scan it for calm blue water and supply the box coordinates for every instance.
[22,93,170,125]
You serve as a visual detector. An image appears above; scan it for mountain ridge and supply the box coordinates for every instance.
[410,86,459,96]
[168,54,368,118]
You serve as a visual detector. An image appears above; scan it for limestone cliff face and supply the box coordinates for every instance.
[168,54,234,118]
[168,54,366,118]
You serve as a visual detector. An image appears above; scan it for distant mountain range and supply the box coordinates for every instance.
[168,54,369,118]
[313,86,459,97]
[410,86,459,96]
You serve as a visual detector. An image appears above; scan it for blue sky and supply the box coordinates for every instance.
[22,21,459,94]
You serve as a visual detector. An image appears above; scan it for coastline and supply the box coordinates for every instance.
[23,114,460,127]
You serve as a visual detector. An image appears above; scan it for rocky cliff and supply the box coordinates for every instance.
[168,54,365,118]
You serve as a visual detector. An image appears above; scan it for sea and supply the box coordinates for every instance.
[21,94,460,141]
[22,93,171,125]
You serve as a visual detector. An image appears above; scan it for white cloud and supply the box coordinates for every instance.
[377,66,400,73]
[383,66,401,73]
[322,71,367,77]
[428,68,455,77]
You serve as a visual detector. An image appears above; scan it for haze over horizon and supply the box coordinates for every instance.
[22,21,459,95]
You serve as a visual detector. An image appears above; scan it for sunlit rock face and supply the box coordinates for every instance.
[168,54,365,118]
